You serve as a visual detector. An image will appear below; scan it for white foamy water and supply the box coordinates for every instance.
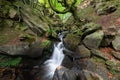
[43,41,65,80]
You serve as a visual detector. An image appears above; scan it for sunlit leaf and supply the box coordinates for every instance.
[58,12,71,22]
[75,0,82,6]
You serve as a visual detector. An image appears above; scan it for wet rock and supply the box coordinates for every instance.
[112,35,120,51]
[9,8,17,18]
[53,66,77,80]
[75,45,91,58]
[0,42,29,55]
[0,41,44,58]
[91,49,109,60]
[25,41,44,58]
[111,51,120,60]
[62,56,73,69]
[78,70,104,80]
[83,30,104,49]
[106,59,120,73]
[64,33,80,51]
[81,22,102,39]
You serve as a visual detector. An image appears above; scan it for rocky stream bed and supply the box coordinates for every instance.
[0,0,120,80]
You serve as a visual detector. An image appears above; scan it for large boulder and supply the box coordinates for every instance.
[81,22,102,39]
[93,0,117,15]
[83,30,104,49]
[53,66,77,80]
[0,41,45,58]
[75,59,109,80]
[75,45,91,58]
[64,33,80,51]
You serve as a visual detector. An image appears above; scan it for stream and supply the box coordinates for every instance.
[40,33,65,80]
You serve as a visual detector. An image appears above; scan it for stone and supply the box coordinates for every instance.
[53,66,77,80]
[75,45,91,58]
[64,33,80,51]
[112,35,120,51]
[95,2,117,15]
[78,70,104,80]
[83,30,104,49]
[9,8,17,18]
[0,42,29,56]
[111,51,120,60]
[81,22,102,39]
[14,1,50,35]
[107,25,117,35]
[62,56,73,69]
[0,41,44,58]
[91,49,109,60]
[101,26,117,46]
[75,59,109,80]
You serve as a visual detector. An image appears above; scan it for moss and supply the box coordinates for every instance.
[92,56,105,63]
[0,54,22,67]
[64,33,80,50]
[40,39,51,48]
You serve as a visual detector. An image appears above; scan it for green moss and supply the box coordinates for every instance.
[65,33,80,50]
[0,54,22,67]
[40,39,51,48]
[92,56,105,63]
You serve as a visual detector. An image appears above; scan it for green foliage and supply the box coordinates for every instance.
[38,0,81,21]
[40,39,51,48]
[0,54,22,67]
[58,12,71,22]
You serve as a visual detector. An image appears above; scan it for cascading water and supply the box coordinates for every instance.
[42,33,65,80]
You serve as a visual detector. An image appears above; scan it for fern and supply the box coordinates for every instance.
[0,54,22,67]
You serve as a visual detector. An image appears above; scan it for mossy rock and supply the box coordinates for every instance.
[64,33,80,50]
[83,30,104,49]
[81,22,102,39]
[95,0,119,15]
[40,39,52,48]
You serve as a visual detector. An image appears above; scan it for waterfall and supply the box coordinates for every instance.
[42,33,65,80]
